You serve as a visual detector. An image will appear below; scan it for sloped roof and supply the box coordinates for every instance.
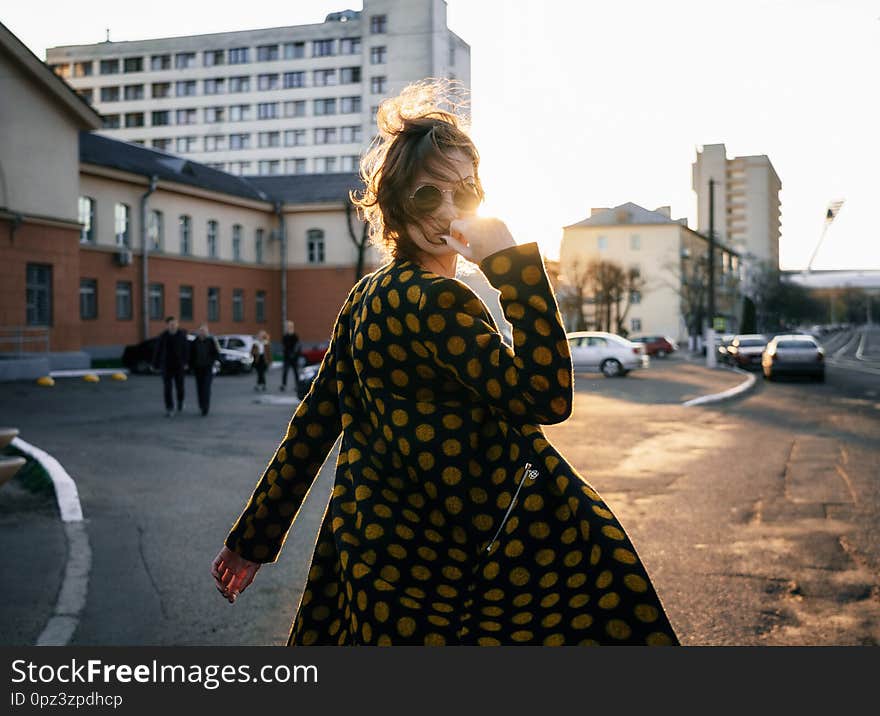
[564,202,684,229]
[248,173,364,205]
[80,132,271,202]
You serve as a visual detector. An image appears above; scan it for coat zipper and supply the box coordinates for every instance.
[485,461,539,555]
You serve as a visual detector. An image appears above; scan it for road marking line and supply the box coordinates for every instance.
[855,329,868,361]
[681,367,756,407]
[834,332,859,360]
[11,437,90,646]
[49,368,130,378]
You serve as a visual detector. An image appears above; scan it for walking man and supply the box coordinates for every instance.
[190,323,221,416]
[153,316,189,417]
[280,320,301,395]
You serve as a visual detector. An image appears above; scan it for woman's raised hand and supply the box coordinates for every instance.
[212,546,261,604]
[442,217,516,265]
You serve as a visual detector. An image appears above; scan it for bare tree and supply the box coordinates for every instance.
[346,202,370,282]
[558,257,591,331]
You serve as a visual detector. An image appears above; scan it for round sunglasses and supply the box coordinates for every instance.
[408,181,481,215]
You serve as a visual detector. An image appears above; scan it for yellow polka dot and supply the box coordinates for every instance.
[599,592,620,610]
[602,525,626,541]
[444,496,463,515]
[405,314,420,333]
[542,633,565,646]
[606,619,632,640]
[528,522,550,539]
[532,346,553,365]
[352,563,370,579]
[596,570,613,589]
[539,572,558,589]
[512,593,533,607]
[486,379,501,399]
[490,254,512,274]
[571,614,593,629]
[504,540,524,558]
[365,524,384,540]
[592,504,614,519]
[415,424,435,442]
[478,637,501,646]
[568,593,589,609]
[590,544,602,565]
[507,303,525,320]
[623,574,648,593]
[528,295,548,312]
[484,588,505,601]
[635,604,659,623]
[560,527,577,544]
[388,344,407,361]
[377,634,392,646]
[386,316,403,335]
[613,548,637,565]
[368,323,382,342]
[411,565,431,581]
[387,289,400,308]
[447,335,466,355]
[396,617,416,637]
[466,358,481,379]
[511,631,534,643]
[536,549,555,566]
[521,265,542,285]
[563,550,583,568]
[646,632,674,646]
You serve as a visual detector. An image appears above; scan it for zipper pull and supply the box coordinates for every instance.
[485,461,540,554]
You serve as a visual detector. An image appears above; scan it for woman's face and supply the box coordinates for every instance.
[404,150,479,258]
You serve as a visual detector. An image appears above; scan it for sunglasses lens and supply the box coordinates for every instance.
[411,185,443,214]
[454,184,481,211]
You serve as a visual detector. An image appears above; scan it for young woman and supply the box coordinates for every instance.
[213,81,679,646]
[251,330,270,392]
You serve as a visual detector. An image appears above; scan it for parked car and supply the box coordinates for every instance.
[716,334,736,365]
[630,335,678,358]
[188,333,253,374]
[121,335,249,376]
[301,341,329,366]
[762,335,825,382]
[216,334,256,357]
[566,331,649,377]
[725,334,769,370]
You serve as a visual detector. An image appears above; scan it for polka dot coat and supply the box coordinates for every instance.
[225,242,679,646]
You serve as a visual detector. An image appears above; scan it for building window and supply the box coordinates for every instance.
[257,44,279,62]
[232,225,242,261]
[341,126,361,143]
[151,82,171,98]
[175,52,196,69]
[229,104,250,121]
[449,46,456,66]
[123,57,143,73]
[99,59,119,75]
[204,106,224,123]
[313,39,335,57]
[229,133,251,150]
[286,158,307,174]
[229,161,252,175]
[229,76,250,93]
[283,41,305,59]
[204,78,225,95]
[315,157,336,173]
[150,54,171,71]
[340,96,361,114]
[78,197,95,243]
[116,281,132,320]
[114,203,130,247]
[314,98,336,116]
[257,73,279,91]
[149,284,164,321]
[255,229,264,264]
[284,129,306,147]
[257,102,279,119]
[340,66,361,84]
[370,76,387,94]
[176,80,197,97]
[74,61,93,77]
[232,289,244,322]
[630,290,642,305]
[207,287,220,322]
[79,279,98,320]
[370,15,387,34]
[152,138,172,151]
[179,215,191,255]
[314,127,337,145]
[100,86,119,102]
[313,69,336,87]
[256,290,266,323]
[175,136,198,153]
[597,236,608,251]
[152,110,170,126]
[284,100,306,117]
[630,318,642,332]
[125,112,144,128]
[26,264,52,326]
[123,84,144,101]
[307,229,325,263]
[258,131,281,148]
[204,134,225,152]
[76,88,93,103]
[370,46,387,64]
[175,108,197,125]
[340,37,361,55]
[283,71,306,89]
[102,114,120,129]
[258,160,281,176]
[179,285,193,321]
[207,220,218,258]
[228,47,250,65]
[630,234,641,250]
[148,210,163,251]
[204,49,224,67]
[341,156,359,171]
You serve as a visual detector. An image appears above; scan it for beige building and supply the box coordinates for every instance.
[560,203,741,343]
[46,0,470,177]
[692,143,782,270]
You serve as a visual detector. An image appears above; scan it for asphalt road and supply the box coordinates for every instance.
[1,347,878,646]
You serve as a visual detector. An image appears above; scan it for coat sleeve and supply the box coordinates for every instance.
[415,242,573,425]
[224,290,355,563]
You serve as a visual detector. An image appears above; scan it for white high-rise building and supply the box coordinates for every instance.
[692,143,781,269]
[46,0,470,176]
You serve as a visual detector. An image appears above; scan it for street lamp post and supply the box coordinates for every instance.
[706,179,717,367]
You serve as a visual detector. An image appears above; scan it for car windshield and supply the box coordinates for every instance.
[777,340,817,349]
[738,339,766,347]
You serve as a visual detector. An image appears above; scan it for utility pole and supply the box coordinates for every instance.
[706,179,717,367]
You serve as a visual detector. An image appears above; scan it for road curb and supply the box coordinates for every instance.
[681,367,757,407]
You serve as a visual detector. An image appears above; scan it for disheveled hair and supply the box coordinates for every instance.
[351,79,483,262]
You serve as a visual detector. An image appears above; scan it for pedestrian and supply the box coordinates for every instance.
[212,80,679,646]
[280,320,302,396]
[189,323,221,416]
[251,330,270,392]
[153,315,188,417]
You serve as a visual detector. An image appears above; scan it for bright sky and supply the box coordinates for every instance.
[5,0,879,269]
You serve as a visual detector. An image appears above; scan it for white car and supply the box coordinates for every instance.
[566,331,649,377]
[216,334,256,356]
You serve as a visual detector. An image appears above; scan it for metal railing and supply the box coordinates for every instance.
[0,327,50,357]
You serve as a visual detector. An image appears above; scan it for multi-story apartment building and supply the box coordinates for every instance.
[45,0,471,176]
[692,143,782,270]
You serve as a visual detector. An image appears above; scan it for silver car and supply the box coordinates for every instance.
[566,331,649,377]
[762,334,825,382]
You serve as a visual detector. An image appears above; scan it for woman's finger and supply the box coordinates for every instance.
[441,233,473,260]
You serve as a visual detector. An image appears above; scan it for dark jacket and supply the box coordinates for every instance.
[225,243,678,646]
[283,332,301,360]
[189,335,221,371]
[153,330,189,373]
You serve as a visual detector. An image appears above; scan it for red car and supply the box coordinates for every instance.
[630,335,678,358]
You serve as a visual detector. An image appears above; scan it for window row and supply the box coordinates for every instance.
[78,280,267,324]
[222,157,360,175]
[596,235,642,251]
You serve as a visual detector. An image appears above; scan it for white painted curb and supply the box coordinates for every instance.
[11,437,90,646]
[682,367,756,407]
